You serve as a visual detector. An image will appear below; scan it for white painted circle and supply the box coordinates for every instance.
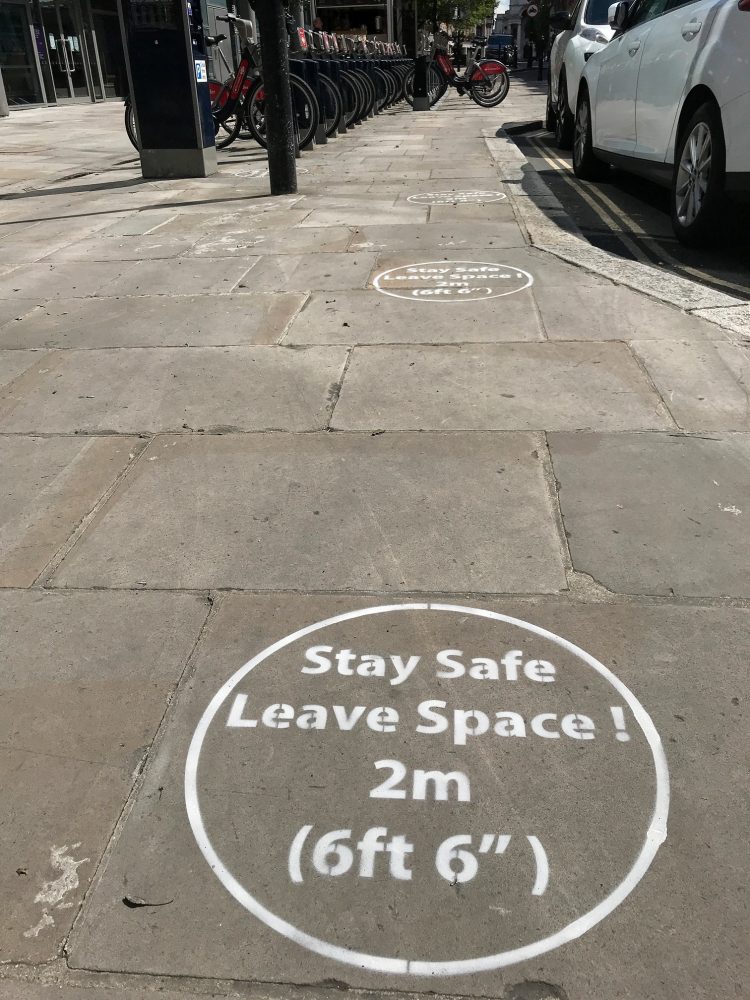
[185,603,669,977]
[407,190,507,205]
[373,260,533,302]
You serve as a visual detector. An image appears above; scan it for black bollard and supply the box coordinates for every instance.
[254,0,297,195]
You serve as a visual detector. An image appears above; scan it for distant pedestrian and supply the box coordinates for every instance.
[313,15,323,29]
[523,41,533,69]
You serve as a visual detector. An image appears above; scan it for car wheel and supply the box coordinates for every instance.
[545,76,556,132]
[671,102,726,247]
[573,89,608,181]
[555,75,574,149]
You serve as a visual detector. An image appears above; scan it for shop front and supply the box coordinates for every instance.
[0,0,127,106]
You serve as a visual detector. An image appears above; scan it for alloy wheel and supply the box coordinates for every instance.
[675,121,712,227]
[574,99,588,168]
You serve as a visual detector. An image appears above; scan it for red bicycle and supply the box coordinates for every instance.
[404,39,509,109]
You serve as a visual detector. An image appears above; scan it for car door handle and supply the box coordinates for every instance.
[628,39,641,55]
[681,18,702,38]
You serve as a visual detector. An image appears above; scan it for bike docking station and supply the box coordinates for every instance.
[412,28,432,111]
[119,0,217,178]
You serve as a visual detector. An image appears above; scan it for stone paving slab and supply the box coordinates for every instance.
[0,294,305,350]
[631,340,750,431]
[0,350,43,390]
[0,588,208,962]
[0,347,347,434]
[284,290,543,344]
[235,253,378,292]
[331,344,673,431]
[348,222,526,252]
[535,281,728,341]
[0,299,38,328]
[0,435,140,586]
[66,594,750,1000]
[49,433,566,593]
[95,258,258,297]
[549,432,750,597]
[44,235,200,263]
[186,226,354,257]
[0,262,135,301]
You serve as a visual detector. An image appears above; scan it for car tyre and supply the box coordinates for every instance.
[670,102,726,247]
[573,89,608,181]
[545,77,556,132]
[555,75,574,149]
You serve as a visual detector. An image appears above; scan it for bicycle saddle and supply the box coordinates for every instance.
[204,33,226,46]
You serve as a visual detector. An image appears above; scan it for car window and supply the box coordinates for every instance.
[626,0,670,27]
[584,0,612,24]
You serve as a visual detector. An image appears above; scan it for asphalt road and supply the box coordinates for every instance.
[510,121,750,301]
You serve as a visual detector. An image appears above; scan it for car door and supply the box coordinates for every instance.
[634,0,722,161]
[593,0,669,152]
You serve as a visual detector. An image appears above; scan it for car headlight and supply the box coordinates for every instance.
[580,27,610,43]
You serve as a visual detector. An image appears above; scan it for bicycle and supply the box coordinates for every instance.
[124,13,319,152]
[403,37,510,109]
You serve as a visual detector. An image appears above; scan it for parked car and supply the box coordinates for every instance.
[546,0,615,147]
[485,33,518,67]
[574,0,750,244]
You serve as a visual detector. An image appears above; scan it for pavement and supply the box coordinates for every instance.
[1,76,749,1000]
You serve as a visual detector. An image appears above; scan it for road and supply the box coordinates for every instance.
[506,94,750,301]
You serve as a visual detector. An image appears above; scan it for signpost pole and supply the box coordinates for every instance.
[254,0,298,195]
[0,68,9,118]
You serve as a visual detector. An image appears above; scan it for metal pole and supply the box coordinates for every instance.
[0,66,9,117]
[254,0,298,195]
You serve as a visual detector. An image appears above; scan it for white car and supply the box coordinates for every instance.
[546,0,615,148]
[574,0,750,244]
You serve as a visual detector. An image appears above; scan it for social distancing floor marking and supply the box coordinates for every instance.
[373,261,533,302]
[186,603,669,976]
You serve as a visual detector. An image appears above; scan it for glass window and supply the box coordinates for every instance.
[626,0,670,27]
[584,0,613,25]
[0,1,45,104]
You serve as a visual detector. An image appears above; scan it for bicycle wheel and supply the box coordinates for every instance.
[318,74,343,137]
[124,99,138,151]
[340,70,365,125]
[469,61,510,107]
[246,76,319,151]
[214,105,244,149]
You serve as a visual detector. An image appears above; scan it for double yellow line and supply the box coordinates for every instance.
[527,133,749,297]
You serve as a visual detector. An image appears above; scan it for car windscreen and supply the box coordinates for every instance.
[488,35,514,45]
[584,0,611,23]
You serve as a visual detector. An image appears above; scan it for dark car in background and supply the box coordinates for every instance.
[485,33,517,67]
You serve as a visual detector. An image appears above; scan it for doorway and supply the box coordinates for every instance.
[38,0,90,100]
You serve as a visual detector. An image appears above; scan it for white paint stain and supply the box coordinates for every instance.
[718,504,742,515]
[23,910,54,938]
[23,843,89,937]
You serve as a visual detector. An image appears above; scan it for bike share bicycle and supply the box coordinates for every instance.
[403,32,510,109]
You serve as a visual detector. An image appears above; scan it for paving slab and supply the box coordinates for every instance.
[348,222,526,252]
[0,435,141,586]
[298,206,429,228]
[44,235,200,262]
[0,346,347,434]
[284,290,543,344]
[235,253,378,293]
[95,258,258,297]
[331,344,673,431]
[0,588,208,962]
[0,262,135,301]
[0,294,305,349]
[186,227,354,257]
[549,431,750,597]
[0,350,46,390]
[535,282,728,342]
[0,299,39,329]
[631,340,750,431]
[67,594,750,1000]
[50,432,566,593]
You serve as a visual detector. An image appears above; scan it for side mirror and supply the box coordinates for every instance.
[551,10,573,29]
[608,1,630,29]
